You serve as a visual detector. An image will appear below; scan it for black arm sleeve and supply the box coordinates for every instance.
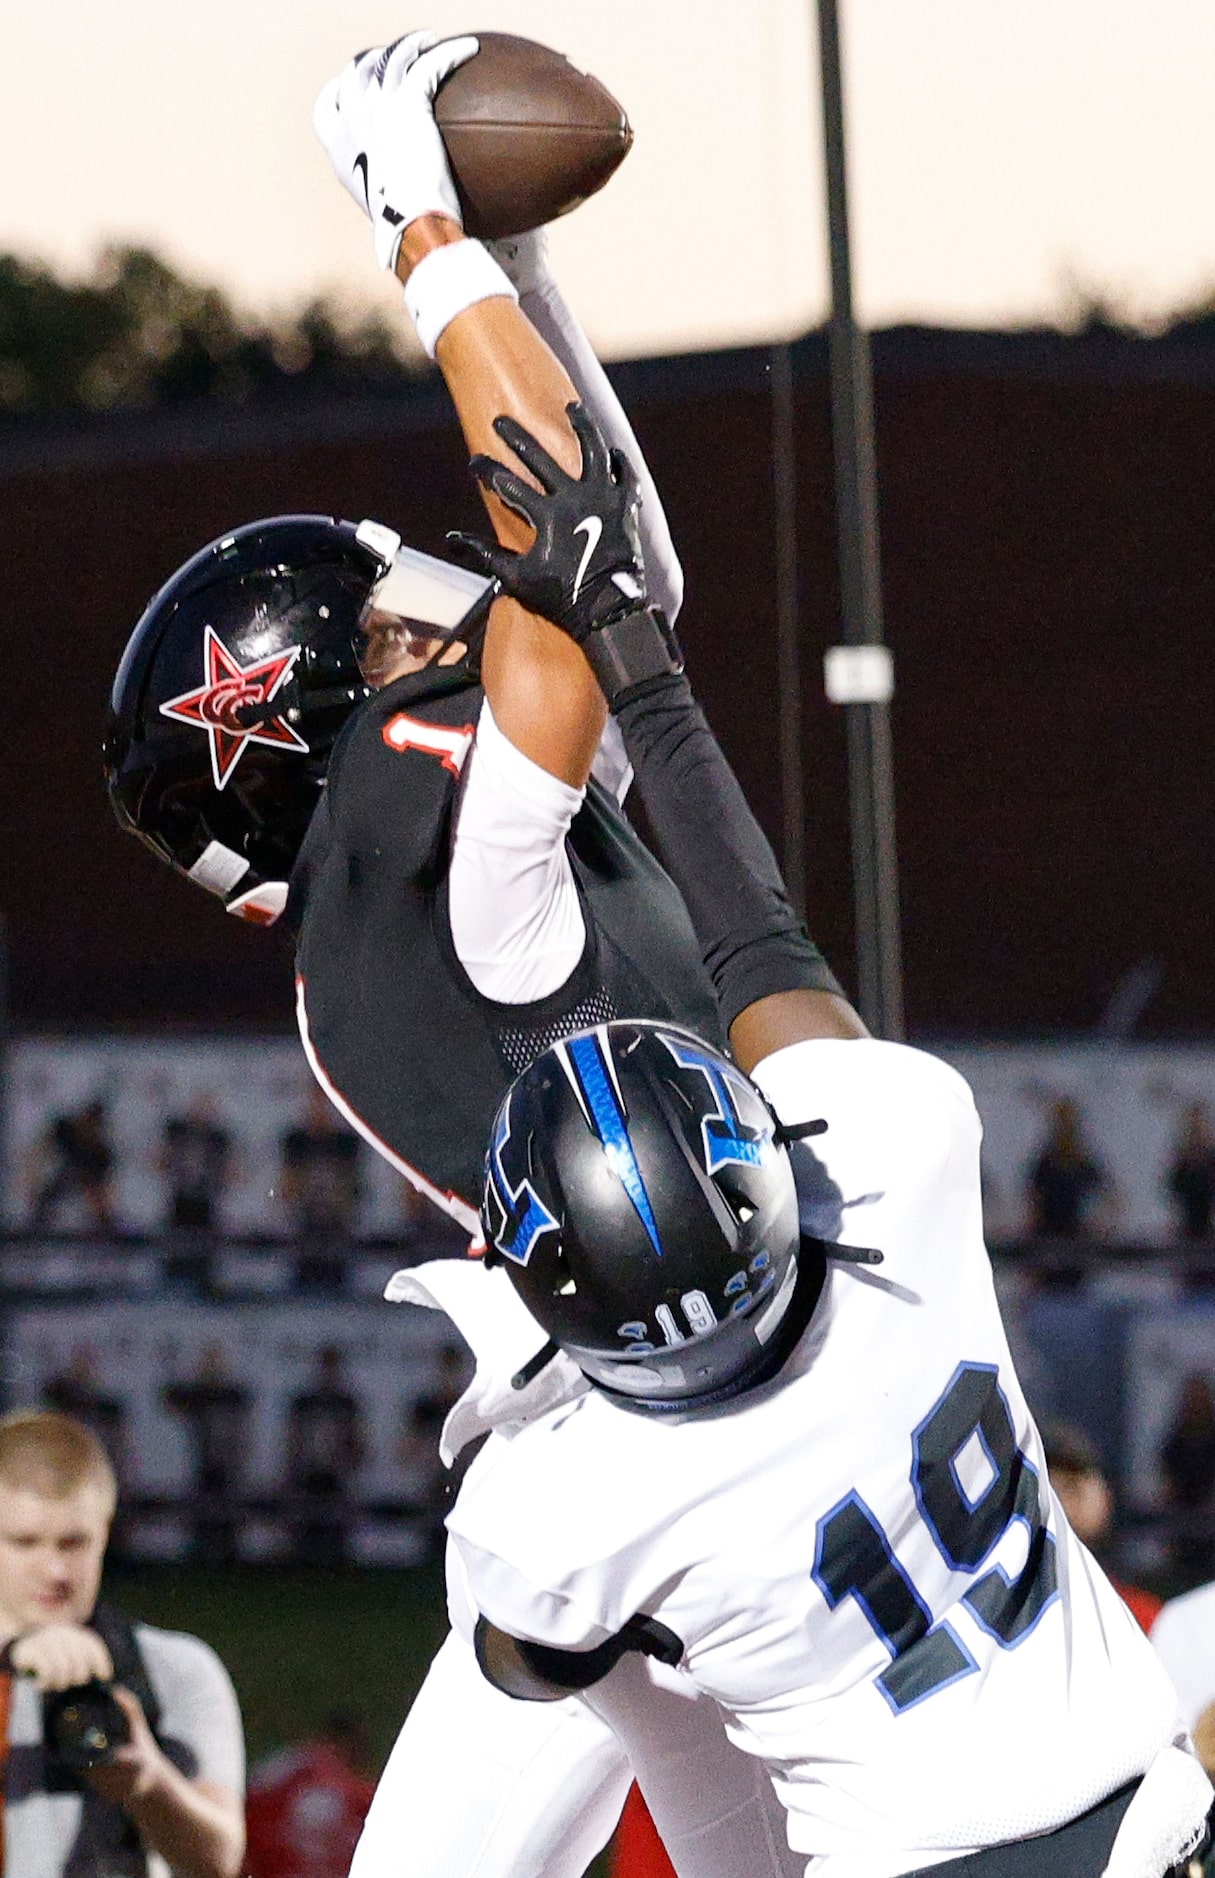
[613,672,843,1032]
[474,1613,683,1702]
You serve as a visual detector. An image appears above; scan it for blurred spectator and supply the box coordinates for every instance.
[244,1713,375,1878]
[160,1095,236,1295]
[1040,1420,1161,1632]
[26,1097,118,1235]
[399,1343,473,1553]
[286,1347,366,1564]
[164,1345,251,1562]
[0,1407,246,1877]
[1024,1098,1113,1239]
[280,1090,361,1291]
[160,1095,235,1234]
[1159,1372,1215,1586]
[42,1344,129,1488]
[1164,1102,1215,1241]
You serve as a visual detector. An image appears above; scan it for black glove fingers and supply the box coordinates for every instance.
[566,401,612,485]
[445,530,508,580]
[490,415,567,494]
[468,454,544,526]
[607,447,642,511]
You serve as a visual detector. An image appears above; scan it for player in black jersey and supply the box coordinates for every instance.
[287,547,725,1229]
[108,303,719,1240]
[105,40,736,1243]
[105,35,848,1878]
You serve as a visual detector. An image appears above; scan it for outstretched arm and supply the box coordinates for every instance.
[611,674,867,1070]
[315,38,605,788]
[394,215,606,788]
[445,407,868,1069]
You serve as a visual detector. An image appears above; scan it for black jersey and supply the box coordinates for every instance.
[289,669,724,1236]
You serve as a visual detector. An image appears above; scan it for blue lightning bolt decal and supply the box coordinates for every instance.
[566,1033,664,1257]
[660,1036,773,1176]
[488,1093,560,1267]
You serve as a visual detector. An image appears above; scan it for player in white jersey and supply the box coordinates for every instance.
[444,1020,1211,1878]
[427,406,1215,1876]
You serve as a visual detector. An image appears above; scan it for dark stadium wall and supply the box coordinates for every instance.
[4,329,1214,1037]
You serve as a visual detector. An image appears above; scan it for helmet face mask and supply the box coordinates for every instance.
[358,535,495,685]
[482,1022,804,1409]
[105,516,494,923]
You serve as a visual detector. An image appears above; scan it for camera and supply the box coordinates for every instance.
[43,1680,131,1771]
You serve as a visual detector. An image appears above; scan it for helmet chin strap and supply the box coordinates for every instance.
[511,1339,562,1392]
[774,1116,828,1144]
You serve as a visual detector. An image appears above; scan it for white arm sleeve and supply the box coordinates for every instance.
[511,253,683,625]
[449,699,588,1004]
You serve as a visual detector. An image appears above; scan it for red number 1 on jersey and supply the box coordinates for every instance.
[382,713,476,776]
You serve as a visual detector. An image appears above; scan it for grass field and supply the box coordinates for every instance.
[104,1559,613,1876]
[105,1559,451,1766]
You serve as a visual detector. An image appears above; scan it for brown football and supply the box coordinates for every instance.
[434,32,632,240]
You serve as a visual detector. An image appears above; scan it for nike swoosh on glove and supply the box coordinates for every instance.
[313,31,478,271]
[446,402,647,641]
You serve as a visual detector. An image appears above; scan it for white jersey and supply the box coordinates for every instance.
[448,1040,1202,1878]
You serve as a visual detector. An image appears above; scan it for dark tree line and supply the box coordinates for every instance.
[2,245,1212,423]
[0,246,419,417]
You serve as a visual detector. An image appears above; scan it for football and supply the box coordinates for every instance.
[434,33,633,240]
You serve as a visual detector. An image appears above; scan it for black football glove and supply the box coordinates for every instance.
[447,401,647,641]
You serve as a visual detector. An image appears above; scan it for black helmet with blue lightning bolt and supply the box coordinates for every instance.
[481,1020,816,1411]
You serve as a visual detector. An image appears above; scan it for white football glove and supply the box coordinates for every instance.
[313,31,479,272]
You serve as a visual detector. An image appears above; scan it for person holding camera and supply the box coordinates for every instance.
[0,1409,245,1878]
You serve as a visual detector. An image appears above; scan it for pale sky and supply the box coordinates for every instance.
[3,0,1214,359]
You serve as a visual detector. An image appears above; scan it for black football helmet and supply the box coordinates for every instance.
[104,514,493,924]
[481,1020,805,1409]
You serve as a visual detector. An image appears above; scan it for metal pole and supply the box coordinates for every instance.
[770,339,807,918]
[815,0,905,1039]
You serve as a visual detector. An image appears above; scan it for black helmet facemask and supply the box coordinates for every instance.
[353,521,495,687]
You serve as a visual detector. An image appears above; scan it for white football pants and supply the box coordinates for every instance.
[349,1628,801,1878]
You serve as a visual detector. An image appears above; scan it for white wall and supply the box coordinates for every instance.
[8,1033,1215,1243]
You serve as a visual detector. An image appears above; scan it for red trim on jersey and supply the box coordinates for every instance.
[381,713,476,776]
[611,1787,676,1878]
[295,975,485,1254]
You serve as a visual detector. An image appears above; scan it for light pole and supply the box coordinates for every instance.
[770,337,807,918]
[815,0,905,1039]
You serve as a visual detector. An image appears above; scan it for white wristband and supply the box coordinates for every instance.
[404,240,519,359]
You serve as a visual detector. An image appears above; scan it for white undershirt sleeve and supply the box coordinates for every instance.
[449,699,588,1004]
[589,715,632,805]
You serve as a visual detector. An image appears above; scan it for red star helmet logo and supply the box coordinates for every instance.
[159,627,308,791]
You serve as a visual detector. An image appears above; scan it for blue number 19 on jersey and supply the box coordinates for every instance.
[812,1363,1058,1713]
